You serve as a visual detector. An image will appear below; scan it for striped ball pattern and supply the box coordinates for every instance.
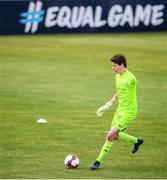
[64,154,79,169]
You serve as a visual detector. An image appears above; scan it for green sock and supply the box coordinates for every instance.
[97,140,113,163]
[119,132,138,143]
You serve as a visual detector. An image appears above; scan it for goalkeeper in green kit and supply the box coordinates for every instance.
[90,54,144,170]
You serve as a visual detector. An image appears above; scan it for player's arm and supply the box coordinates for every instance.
[110,92,118,103]
[96,93,118,117]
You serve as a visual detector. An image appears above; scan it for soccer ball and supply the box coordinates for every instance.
[64,154,79,169]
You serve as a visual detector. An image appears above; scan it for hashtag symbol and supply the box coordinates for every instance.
[20,1,45,33]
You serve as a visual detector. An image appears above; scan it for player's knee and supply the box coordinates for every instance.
[107,133,114,141]
[107,129,119,141]
[107,135,113,141]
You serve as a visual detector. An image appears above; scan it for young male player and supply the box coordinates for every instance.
[90,54,144,170]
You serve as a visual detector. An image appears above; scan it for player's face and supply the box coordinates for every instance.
[112,62,122,74]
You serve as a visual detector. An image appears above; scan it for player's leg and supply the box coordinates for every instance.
[119,132,144,153]
[90,127,119,170]
[97,127,119,162]
[90,113,120,170]
[90,140,113,170]
[119,132,137,143]
[118,116,144,153]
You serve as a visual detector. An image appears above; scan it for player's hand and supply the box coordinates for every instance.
[96,106,104,117]
[96,101,113,117]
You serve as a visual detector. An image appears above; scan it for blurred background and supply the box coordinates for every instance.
[0,0,167,34]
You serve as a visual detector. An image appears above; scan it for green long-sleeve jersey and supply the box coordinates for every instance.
[115,69,137,116]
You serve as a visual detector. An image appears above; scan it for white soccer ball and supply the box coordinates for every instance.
[64,154,79,169]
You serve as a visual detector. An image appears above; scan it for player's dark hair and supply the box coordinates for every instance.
[110,54,127,68]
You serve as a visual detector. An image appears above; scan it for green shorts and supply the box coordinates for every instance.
[111,112,136,131]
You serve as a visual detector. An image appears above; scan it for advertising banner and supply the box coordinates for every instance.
[0,0,167,34]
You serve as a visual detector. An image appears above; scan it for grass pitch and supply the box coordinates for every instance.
[0,32,167,179]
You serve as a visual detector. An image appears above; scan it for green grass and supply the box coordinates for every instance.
[0,32,167,179]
